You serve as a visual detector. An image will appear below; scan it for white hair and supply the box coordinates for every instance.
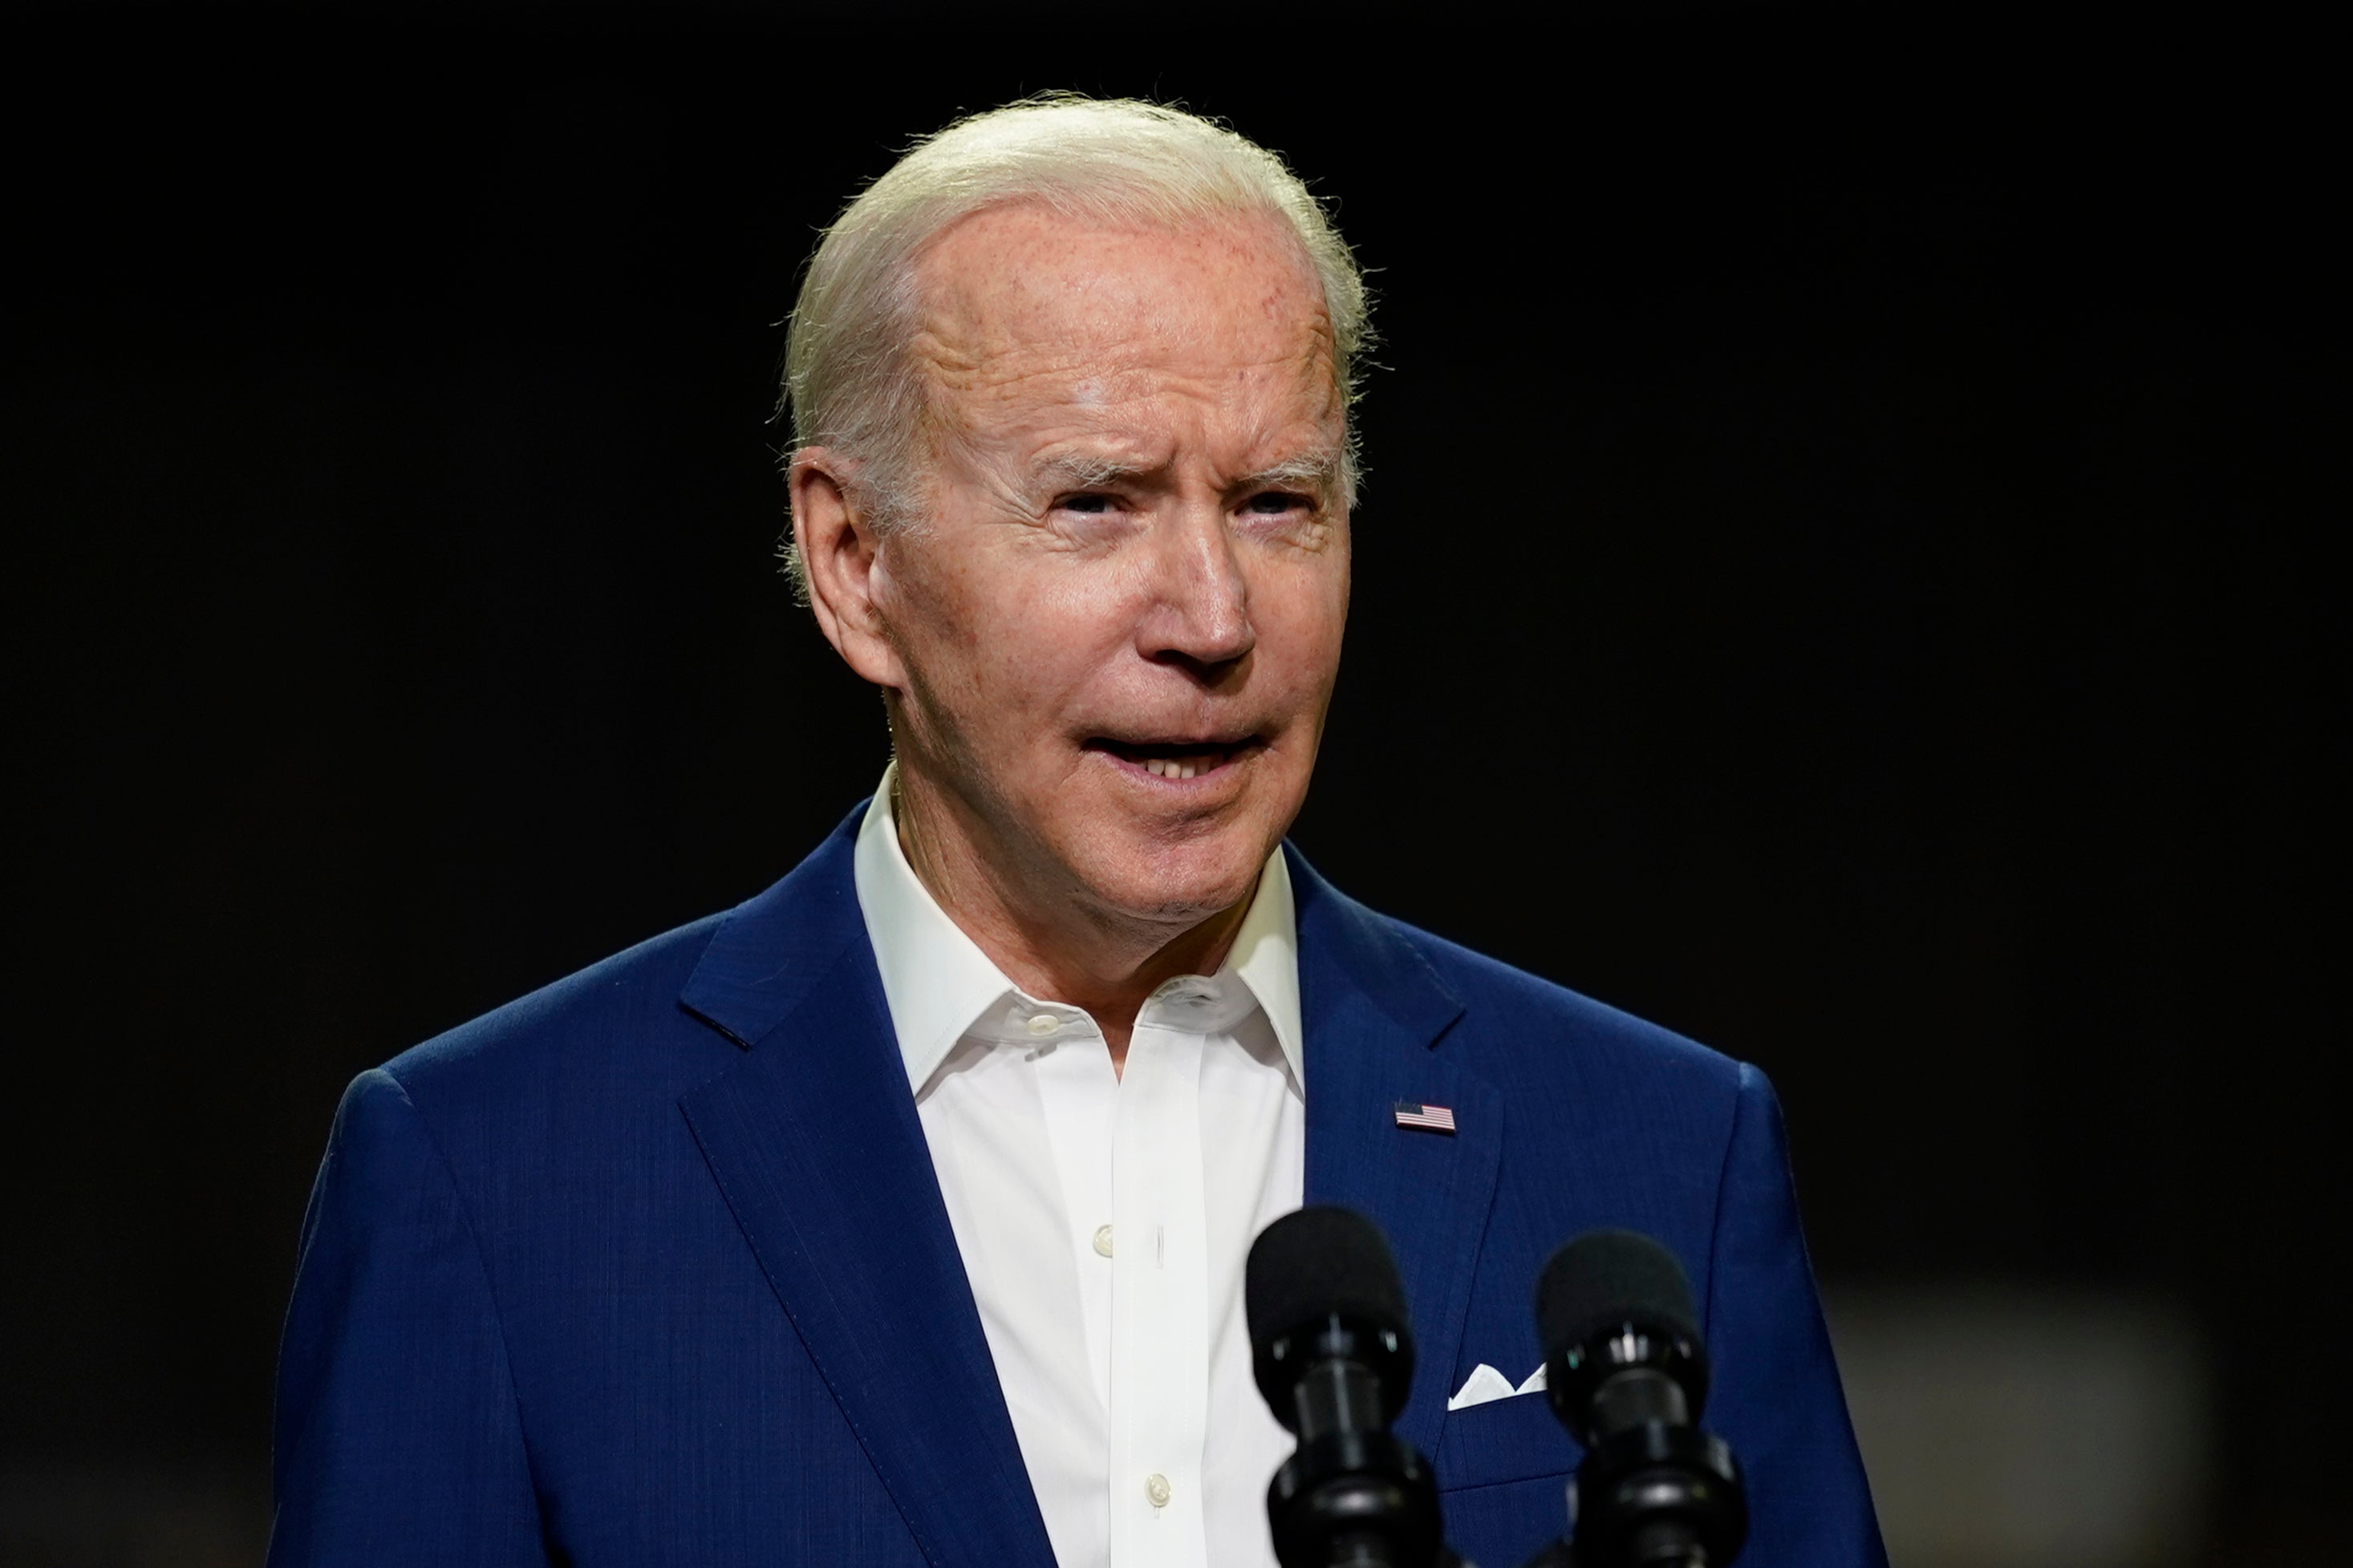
[780,95,1371,597]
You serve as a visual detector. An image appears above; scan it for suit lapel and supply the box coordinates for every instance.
[675,816,1057,1568]
[671,817,1502,1550]
[1290,846,1505,1462]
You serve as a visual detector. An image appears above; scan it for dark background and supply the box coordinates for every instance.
[6,4,2341,1562]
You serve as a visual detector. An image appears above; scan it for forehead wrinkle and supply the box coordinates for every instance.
[939,363,1337,480]
[902,211,1350,500]
[919,332,1332,411]
[908,250,1340,407]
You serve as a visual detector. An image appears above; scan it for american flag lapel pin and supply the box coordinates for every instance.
[1392,1100,1457,1135]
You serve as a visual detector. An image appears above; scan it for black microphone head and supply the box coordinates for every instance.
[1247,1205,1414,1420]
[1535,1229,1710,1432]
[1536,1230,1699,1351]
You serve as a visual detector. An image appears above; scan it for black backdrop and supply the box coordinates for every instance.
[6,5,2343,1560]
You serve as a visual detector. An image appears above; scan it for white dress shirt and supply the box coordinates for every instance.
[851,766,1304,1568]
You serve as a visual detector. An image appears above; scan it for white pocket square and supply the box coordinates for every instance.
[1446,1362,1548,1410]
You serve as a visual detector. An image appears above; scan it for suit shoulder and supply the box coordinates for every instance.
[379,911,736,1112]
[1383,914,1747,1104]
[365,816,868,1164]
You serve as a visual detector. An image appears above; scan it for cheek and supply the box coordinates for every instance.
[1256,565,1350,703]
[906,569,1131,735]
[886,553,1010,729]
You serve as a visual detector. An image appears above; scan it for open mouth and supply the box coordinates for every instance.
[1084,735,1261,781]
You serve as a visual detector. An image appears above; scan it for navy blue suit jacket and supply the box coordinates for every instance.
[270,807,1886,1566]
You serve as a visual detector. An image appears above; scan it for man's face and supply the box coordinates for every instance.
[867,205,1350,932]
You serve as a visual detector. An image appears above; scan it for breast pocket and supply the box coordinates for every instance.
[1432,1389,1580,1492]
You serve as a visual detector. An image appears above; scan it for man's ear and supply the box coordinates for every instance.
[789,448,907,691]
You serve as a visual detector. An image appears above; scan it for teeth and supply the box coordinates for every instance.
[1143,756,1212,779]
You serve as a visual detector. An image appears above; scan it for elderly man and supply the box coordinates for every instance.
[270,99,1885,1568]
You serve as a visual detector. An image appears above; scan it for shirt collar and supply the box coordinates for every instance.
[850,763,1305,1095]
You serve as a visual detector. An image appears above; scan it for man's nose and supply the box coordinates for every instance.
[1140,503,1256,675]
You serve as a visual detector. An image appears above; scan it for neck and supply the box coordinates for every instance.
[890,768,1253,1070]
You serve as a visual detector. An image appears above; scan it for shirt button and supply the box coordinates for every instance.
[1092,1224,1114,1258]
[1143,1473,1171,1508]
[1025,1013,1060,1038]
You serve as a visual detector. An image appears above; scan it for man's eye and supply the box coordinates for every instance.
[1057,493,1117,516]
[1243,491,1310,516]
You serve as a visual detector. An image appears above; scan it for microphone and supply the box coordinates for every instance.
[1530,1231,1746,1568]
[1247,1205,1445,1568]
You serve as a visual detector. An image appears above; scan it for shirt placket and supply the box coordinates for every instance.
[1030,1004,1120,1413]
[1109,1011,1210,1567]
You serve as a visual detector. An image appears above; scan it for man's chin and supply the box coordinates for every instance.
[1065,835,1275,932]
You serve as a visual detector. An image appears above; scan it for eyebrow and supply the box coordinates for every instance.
[1237,449,1346,495]
[1025,452,1150,492]
[1022,447,1346,496]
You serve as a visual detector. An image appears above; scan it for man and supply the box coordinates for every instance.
[270,99,1885,1567]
